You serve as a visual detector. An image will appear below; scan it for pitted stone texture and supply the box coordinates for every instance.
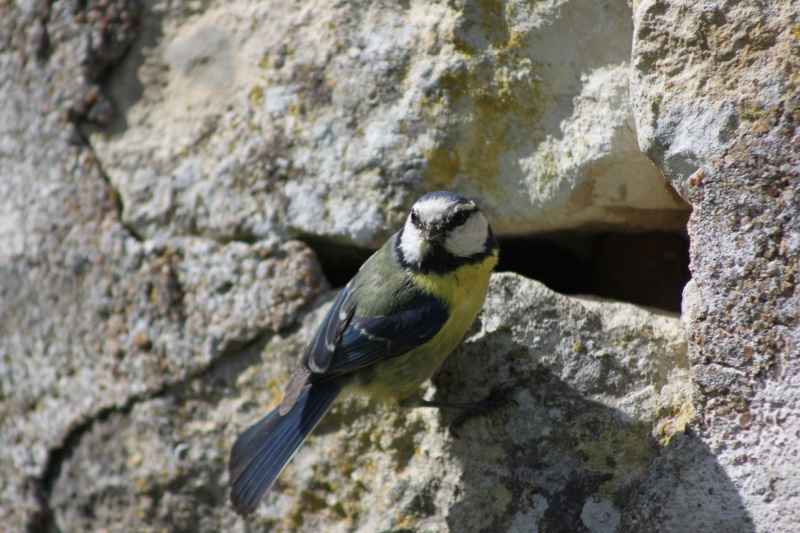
[44,273,713,532]
[631,1,800,531]
[90,0,687,248]
[631,0,798,193]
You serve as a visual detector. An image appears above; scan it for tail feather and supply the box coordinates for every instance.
[229,377,345,516]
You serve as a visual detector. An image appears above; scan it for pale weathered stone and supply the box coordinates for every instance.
[631,0,800,531]
[47,273,703,532]
[631,0,798,194]
[90,0,687,248]
[4,0,796,530]
[0,227,325,529]
[0,3,325,525]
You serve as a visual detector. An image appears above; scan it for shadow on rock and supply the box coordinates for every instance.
[433,365,754,533]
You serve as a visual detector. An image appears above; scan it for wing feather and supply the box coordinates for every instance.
[302,276,359,373]
[324,293,448,374]
[301,246,449,379]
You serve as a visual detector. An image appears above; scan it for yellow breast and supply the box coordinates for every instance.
[361,250,499,402]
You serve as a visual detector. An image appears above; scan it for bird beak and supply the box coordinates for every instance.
[424,225,445,243]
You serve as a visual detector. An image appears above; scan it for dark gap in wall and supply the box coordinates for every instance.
[300,236,375,288]
[301,230,690,313]
[497,232,690,312]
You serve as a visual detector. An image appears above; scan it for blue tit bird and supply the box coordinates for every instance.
[228,191,500,516]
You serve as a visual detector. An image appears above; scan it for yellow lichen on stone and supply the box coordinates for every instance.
[425,146,459,191]
[477,0,511,50]
[394,511,418,531]
[738,100,764,122]
[249,85,265,107]
[575,416,657,497]
[652,374,696,446]
[536,150,558,183]
[652,400,696,446]
[421,18,543,203]
[264,375,286,409]
[491,483,512,515]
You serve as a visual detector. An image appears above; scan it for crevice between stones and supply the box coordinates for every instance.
[302,230,691,313]
[26,328,277,532]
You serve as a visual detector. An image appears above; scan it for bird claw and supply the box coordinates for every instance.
[447,384,517,438]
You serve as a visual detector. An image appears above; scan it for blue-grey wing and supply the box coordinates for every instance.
[324,293,449,374]
[302,276,359,373]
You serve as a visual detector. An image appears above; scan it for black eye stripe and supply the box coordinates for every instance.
[410,204,474,231]
[450,210,471,226]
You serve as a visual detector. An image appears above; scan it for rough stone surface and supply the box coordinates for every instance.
[1,0,138,526]
[0,1,325,528]
[2,0,797,531]
[631,0,799,192]
[632,0,800,531]
[89,0,686,247]
[45,274,703,532]
[680,115,800,531]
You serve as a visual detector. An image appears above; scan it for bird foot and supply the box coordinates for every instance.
[401,384,518,437]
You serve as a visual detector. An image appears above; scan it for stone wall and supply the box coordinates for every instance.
[1,0,797,531]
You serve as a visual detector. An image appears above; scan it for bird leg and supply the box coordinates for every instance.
[400,384,517,437]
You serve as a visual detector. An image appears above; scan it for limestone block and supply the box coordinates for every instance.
[91,0,688,247]
[47,274,712,532]
[631,1,800,530]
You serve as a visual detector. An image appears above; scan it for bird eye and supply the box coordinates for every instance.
[410,210,420,226]
[451,210,470,226]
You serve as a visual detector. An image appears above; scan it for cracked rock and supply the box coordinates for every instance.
[89,0,688,246]
[47,274,708,532]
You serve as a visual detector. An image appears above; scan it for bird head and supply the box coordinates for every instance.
[399,191,492,268]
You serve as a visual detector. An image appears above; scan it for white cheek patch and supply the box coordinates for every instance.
[443,212,489,257]
[399,220,430,266]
